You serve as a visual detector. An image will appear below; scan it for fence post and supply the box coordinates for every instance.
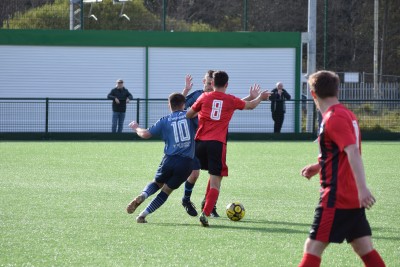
[45,98,49,134]
[136,98,140,123]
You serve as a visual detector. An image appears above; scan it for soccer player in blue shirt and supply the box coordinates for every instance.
[126,92,197,223]
[180,70,219,217]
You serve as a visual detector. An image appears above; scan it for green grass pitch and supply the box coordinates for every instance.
[0,141,399,266]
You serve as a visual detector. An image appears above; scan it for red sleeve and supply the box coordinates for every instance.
[233,95,246,110]
[191,93,204,112]
[326,115,356,152]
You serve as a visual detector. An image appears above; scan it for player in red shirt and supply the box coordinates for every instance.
[298,71,385,267]
[186,70,270,227]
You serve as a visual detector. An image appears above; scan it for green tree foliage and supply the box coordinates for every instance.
[5,0,214,31]
[6,0,68,29]
[1,0,399,78]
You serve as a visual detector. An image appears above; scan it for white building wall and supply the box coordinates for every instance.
[148,47,296,133]
[0,45,146,98]
[0,46,296,133]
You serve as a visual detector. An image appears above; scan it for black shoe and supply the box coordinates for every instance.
[210,206,220,217]
[201,199,219,217]
[182,200,198,217]
[199,212,209,227]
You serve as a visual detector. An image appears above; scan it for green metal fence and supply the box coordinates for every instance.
[1,98,399,140]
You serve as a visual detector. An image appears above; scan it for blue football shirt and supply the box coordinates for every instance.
[185,89,204,129]
[148,110,196,159]
[185,90,204,109]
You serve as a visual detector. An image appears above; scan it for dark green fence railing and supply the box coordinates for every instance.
[0,98,399,141]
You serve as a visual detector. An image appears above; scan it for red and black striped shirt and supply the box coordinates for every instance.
[317,104,361,209]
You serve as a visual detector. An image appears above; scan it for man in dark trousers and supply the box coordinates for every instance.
[107,79,133,133]
[269,82,291,133]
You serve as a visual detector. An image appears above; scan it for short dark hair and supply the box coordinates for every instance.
[213,71,229,88]
[206,70,215,79]
[169,92,186,110]
[308,70,339,98]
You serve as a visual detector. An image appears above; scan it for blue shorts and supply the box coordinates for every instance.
[154,155,194,190]
[193,156,201,170]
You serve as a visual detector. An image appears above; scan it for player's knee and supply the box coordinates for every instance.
[161,185,173,195]
[155,181,163,188]
[351,236,374,256]
[303,238,327,257]
[188,170,200,183]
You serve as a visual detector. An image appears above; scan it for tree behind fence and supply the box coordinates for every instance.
[303,82,399,100]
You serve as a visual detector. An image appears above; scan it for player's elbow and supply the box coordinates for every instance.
[186,110,196,118]
[137,131,152,139]
[244,103,256,110]
[142,133,152,139]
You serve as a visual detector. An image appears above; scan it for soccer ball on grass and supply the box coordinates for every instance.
[226,202,245,221]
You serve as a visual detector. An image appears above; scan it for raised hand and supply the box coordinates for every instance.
[185,74,193,91]
[249,83,261,100]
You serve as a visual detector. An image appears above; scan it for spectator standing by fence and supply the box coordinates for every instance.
[269,82,291,133]
[107,79,133,133]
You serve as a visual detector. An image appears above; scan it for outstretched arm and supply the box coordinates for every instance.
[344,144,376,209]
[242,84,261,101]
[186,108,198,118]
[129,121,152,139]
[244,89,271,110]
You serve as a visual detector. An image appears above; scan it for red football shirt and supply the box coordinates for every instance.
[191,91,246,144]
[318,104,361,209]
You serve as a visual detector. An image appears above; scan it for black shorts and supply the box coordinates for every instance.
[195,140,228,176]
[154,155,193,190]
[309,207,372,243]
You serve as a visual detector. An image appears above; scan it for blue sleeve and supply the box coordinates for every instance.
[148,118,165,138]
[185,90,202,109]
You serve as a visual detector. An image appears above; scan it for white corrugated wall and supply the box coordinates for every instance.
[0,45,146,98]
[0,46,296,133]
[148,47,296,133]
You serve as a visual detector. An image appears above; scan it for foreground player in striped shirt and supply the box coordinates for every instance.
[298,70,385,267]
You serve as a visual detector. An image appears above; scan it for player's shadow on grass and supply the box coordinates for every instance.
[373,235,400,241]
[209,218,308,233]
[155,218,308,234]
[240,218,310,227]
[209,223,306,234]
[153,220,400,240]
[369,227,400,241]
